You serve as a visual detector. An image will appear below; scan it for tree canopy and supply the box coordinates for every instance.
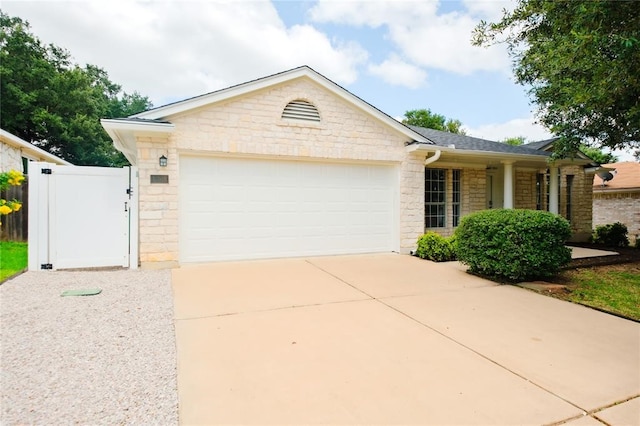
[579,145,617,165]
[473,0,640,158]
[501,136,526,146]
[0,12,152,167]
[402,109,466,135]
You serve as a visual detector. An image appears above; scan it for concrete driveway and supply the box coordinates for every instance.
[172,254,639,425]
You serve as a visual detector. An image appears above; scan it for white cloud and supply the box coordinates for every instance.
[463,117,553,142]
[309,1,438,28]
[2,1,367,107]
[389,12,509,75]
[309,0,510,75]
[462,0,512,21]
[610,149,637,162]
[368,55,427,89]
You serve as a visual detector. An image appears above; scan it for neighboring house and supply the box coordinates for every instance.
[592,161,640,246]
[1,128,72,172]
[102,66,597,268]
[1,129,71,241]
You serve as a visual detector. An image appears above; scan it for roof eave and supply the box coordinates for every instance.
[0,128,73,166]
[593,187,640,193]
[101,119,175,166]
[407,143,549,160]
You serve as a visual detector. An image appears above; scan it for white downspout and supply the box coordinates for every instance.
[424,150,441,165]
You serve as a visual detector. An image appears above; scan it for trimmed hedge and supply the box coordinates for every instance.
[415,232,456,262]
[593,222,629,247]
[454,209,572,282]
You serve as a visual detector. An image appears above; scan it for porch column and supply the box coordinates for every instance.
[549,166,559,214]
[502,161,514,209]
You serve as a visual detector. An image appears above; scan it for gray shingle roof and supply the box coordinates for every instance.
[522,137,559,151]
[408,126,551,157]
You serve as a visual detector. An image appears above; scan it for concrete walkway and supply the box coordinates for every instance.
[172,254,639,425]
[569,246,619,259]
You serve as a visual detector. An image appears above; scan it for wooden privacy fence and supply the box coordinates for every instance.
[0,181,28,242]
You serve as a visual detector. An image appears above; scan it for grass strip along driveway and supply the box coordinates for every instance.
[559,263,640,321]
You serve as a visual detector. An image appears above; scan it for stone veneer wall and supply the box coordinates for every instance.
[514,169,537,210]
[593,191,640,246]
[1,143,23,172]
[136,135,179,267]
[562,165,593,241]
[135,78,425,267]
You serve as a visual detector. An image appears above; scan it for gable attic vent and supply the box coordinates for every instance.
[282,100,320,122]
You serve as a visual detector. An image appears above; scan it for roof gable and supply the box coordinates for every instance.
[133,66,430,144]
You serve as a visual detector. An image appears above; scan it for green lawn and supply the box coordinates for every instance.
[565,267,640,321]
[0,241,28,281]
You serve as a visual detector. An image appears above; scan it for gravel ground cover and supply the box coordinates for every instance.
[1,269,178,425]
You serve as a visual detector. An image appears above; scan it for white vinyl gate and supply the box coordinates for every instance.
[28,162,138,270]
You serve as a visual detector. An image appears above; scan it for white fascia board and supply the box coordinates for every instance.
[406,143,455,154]
[407,143,552,162]
[584,166,615,174]
[100,119,175,134]
[0,128,73,165]
[133,67,430,144]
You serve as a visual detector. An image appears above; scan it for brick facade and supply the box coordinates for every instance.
[514,169,537,210]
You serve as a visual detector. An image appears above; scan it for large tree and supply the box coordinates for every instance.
[402,109,466,135]
[473,0,640,158]
[0,12,152,167]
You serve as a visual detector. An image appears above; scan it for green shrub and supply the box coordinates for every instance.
[415,232,456,262]
[454,209,572,282]
[593,222,629,247]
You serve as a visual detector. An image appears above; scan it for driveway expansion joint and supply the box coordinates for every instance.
[305,259,376,299]
[373,296,590,416]
[174,297,372,321]
[305,257,591,416]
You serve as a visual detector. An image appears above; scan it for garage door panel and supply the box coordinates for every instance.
[180,156,397,262]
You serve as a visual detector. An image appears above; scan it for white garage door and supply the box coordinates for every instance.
[179,156,398,262]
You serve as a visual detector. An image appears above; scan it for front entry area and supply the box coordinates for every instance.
[486,166,505,209]
[178,156,398,263]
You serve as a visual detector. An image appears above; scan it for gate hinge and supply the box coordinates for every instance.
[41,168,52,175]
[41,263,53,270]
[126,188,133,196]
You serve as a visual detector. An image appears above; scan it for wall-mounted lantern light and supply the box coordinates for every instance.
[159,155,168,167]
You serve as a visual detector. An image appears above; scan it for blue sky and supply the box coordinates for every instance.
[1,0,634,159]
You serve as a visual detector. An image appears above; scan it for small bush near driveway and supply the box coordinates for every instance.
[415,232,456,262]
[454,209,572,282]
[592,222,630,248]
